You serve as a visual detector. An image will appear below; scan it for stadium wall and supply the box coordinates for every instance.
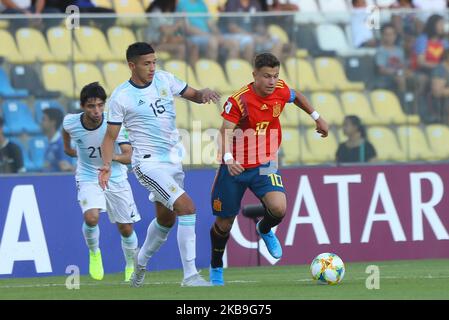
[1,164,449,278]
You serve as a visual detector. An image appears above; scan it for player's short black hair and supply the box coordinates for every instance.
[253,53,280,70]
[43,108,64,129]
[80,82,107,106]
[126,42,155,62]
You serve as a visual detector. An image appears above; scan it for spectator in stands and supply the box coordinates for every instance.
[390,0,422,39]
[266,0,299,11]
[223,0,285,60]
[431,49,449,124]
[71,0,116,30]
[350,0,377,48]
[0,116,25,174]
[375,24,414,100]
[41,108,74,172]
[1,0,60,30]
[145,0,199,65]
[413,0,447,24]
[414,14,449,121]
[336,115,377,164]
[176,0,239,62]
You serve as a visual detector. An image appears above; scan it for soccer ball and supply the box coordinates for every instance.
[310,253,345,285]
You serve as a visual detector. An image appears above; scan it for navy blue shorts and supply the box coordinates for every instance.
[211,161,285,217]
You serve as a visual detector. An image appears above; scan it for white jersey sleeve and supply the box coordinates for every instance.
[160,71,188,96]
[107,96,125,124]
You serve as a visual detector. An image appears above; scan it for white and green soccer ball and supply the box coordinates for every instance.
[310,253,345,285]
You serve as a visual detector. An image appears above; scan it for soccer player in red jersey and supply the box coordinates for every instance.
[209,52,329,285]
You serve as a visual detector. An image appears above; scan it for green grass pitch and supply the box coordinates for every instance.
[1,259,449,300]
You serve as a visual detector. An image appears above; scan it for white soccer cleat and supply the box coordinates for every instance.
[181,273,212,287]
[130,248,146,288]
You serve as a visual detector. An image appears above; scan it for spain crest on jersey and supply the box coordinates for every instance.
[273,102,281,117]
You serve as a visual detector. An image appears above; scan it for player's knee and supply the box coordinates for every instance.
[173,198,196,216]
[117,223,133,237]
[267,204,286,219]
[215,218,234,234]
[84,214,99,226]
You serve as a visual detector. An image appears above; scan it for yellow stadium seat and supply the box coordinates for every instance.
[280,104,301,128]
[370,89,420,125]
[16,28,56,62]
[311,92,345,126]
[164,60,201,90]
[0,29,25,63]
[0,20,9,29]
[225,59,254,91]
[42,63,76,98]
[112,0,146,26]
[204,0,226,14]
[426,124,449,160]
[190,103,222,129]
[367,126,405,161]
[296,49,308,58]
[396,125,435,161]
[75,27,116,61]
[102,62,129,93]
[175,98,191,130]
[268,24,289,44]
[284,58,333,92]
[74,63,107,94]
[141,0,153,10]
[195,59,233,93]
[92,0,113,8]
[47,27,85,62]
[314,57,364,91]
[340,91,380,125]
[282,128,306,165]
[305,127,338,163]
[107,26,137,61]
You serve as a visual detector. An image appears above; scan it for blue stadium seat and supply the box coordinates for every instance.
[0,68,28,98]
[8,136,35,172]
[34,100,65,124]
[28,135,48,172]
[1,100,41,135]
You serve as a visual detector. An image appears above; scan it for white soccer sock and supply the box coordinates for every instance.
[82,222,100,253]
[138,218,170,267]
[177,214,198,279]
[121,231,138,268]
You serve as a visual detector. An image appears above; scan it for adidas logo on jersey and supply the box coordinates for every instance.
[77,139,83,144]
[261,104,268,110]
[138,99,145,106]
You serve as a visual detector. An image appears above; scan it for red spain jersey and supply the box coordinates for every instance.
[221,79,293,168]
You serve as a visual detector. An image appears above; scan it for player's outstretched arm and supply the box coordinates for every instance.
[181,86,221,104]
[293,90,329,138]
[113,143,132,165]
[62,128,77,157]
[99,123,121,190]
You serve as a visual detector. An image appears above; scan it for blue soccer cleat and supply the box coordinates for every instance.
[210,267,224,286]
[256,221,282,259]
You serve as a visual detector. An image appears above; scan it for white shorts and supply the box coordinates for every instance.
[77,180,141,224]
[133,161,185,211]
